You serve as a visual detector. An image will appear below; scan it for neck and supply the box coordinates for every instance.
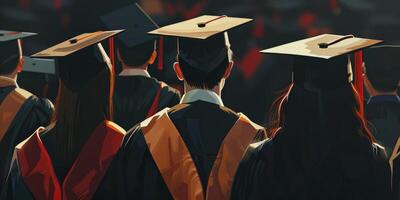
[184,82,222,96]
[122,63,148,71]
[1,72,17,80]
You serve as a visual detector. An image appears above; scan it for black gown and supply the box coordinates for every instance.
[1,122,126,200]
[231,129,392,200]
[393,147,400,200]
[0,84,53,191]
[366,95,400,156]
[112,101,266,199]
[113,76,181,130]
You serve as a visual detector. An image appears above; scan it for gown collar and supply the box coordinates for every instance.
[180,89,224,106]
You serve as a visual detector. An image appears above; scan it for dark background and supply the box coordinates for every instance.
[1,0,399,125]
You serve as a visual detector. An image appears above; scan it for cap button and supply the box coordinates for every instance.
[69,39,78,44]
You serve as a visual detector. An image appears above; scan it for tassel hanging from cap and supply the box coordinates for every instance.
[157,36,164,70]
[108,37,115,118]
[108,37,115,74]
[354,50,364,116]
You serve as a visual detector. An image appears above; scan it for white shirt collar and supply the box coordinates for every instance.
[119,68,151,78]
[180,89,224,106]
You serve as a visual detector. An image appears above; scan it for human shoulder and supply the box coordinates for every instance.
[27,95,54,119]
[157,80,181,97]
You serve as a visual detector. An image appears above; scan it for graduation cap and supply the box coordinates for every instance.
[149,15,253,72]
[364,45,400,90]
[101,3,158,49]
[100,3,163,70]
[22,57,57,74]
[31,30,123,92]
[0,30,37,70]
[261,34,383,115]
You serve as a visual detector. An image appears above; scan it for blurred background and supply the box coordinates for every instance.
[1,0,399,125]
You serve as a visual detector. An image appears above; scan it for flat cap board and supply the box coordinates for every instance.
[261,34,383,59]
[0,30,37,42]
[148,15,252,39]
[32,30,124,57]
[22,57,57,74]
[101,3,159,47]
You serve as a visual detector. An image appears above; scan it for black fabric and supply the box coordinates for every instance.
[366,96,400,156]
[113,76,180,130]
[178,33,228,72]
[57,45,109,92]
[293,55,350,90]
[0,40,19,75]
[231,129,392,200]
[393,153,400,200]
[0,85,53,192]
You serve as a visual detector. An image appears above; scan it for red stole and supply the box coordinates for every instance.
[16,121,126,200]
[146,82,167,118]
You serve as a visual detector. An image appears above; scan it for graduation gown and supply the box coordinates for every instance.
[113,100,266,200]
[231,129,392,200]
[366,95,400,156]
[2,121,126,200]
[113,75,181,130]
[0,77,53,191]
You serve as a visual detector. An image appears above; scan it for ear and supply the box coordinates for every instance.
[148,50,157,65]
[16,57,24,73]
[223,61,234,79]
[173,62,184,81]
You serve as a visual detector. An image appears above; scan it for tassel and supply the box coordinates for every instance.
[157,36,164,70]
[108,37,115,74]
[108,37,115,118]
[354,50,364,116]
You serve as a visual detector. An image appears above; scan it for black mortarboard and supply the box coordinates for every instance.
[149,15,252,72]
[0,30,36,68]
[31,30,123,91]
[261,34,383,89]
[364,45,400,88]
[100,3,158,48]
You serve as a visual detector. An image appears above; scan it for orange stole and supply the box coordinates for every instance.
[0,87,32,142]
[141,108,262,200]
[16,121,126,200]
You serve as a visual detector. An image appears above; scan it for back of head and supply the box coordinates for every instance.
[365,46,400,92]
[101,3,159,68]
[0,40,20,75]
[270,55,374,144]
[54,45,113,164]
[117,39,155,67]
[178,34,231,89]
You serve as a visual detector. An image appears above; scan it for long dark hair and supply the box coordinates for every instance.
[267,82,375,143]
[52,46,114,166]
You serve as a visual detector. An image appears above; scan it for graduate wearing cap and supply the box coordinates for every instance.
[0,31,54,191]
[363,46,400,200]
[363,46,400,157]
[106,15,266,200]
[231,34,392,200]
[2,30,129,200]
[101,3,181,130]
